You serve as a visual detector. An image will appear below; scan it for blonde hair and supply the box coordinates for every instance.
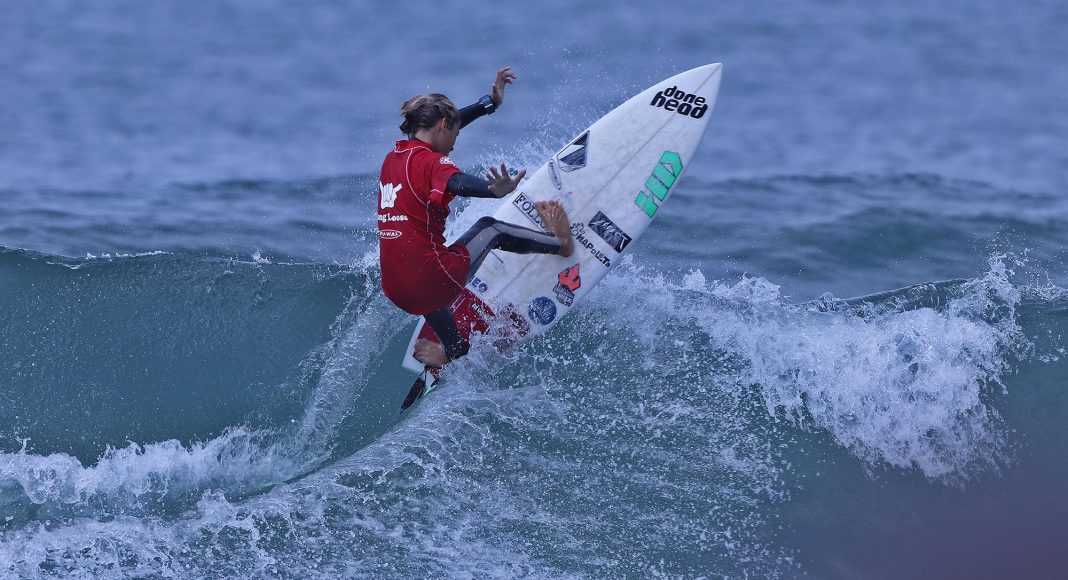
[400,93,460,137]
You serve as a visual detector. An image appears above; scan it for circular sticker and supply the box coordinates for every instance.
[528,296,557,326]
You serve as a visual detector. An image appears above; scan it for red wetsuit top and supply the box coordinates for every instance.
[378,140,467,315]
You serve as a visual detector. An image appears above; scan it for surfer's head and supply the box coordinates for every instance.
[400,94,461,154]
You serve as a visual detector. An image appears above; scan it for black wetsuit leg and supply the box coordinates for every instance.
[423,307,469,362]
[457,216,562,281]
[421,216,562,364]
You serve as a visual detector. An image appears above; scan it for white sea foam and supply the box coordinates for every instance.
[590,255,1029,481]
[0,427,296,510]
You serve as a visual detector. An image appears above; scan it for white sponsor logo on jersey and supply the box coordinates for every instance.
[379,182,402,209]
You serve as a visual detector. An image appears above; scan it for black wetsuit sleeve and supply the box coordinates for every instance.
[447,172,499,198]
[458,104,486,129]
[458,95,495,129]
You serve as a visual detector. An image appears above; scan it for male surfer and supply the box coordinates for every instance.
[378,67,574,367]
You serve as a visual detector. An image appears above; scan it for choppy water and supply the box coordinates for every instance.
[2,1,1066,578]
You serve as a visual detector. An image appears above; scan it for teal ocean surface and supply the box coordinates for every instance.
[2,1,1067,577]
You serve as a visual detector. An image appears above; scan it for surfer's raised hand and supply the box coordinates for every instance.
[491,67,516,107]
[486,163,526,198]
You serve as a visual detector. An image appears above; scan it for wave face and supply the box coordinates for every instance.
[0,248,378,458]
[3,0,1068,576]
[2,243,1063,578]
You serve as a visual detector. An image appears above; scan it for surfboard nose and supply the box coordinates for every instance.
[703,63,723,94]
[700,63,723,86]
[664,63,722,109]
[668,63,723,93]
[689,63,723,78]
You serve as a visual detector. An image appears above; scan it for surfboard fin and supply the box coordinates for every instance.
[400,368,440,411]
[401,376,427,410]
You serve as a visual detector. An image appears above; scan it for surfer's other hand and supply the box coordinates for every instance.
[486,163,526,198]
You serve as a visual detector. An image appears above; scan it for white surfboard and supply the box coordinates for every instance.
[400,63,722,407]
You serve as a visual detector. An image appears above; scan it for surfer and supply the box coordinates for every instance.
[378,67,574,367]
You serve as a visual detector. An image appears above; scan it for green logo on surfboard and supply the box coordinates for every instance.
[634,151,683,218]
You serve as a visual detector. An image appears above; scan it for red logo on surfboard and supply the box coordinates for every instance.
[554,264,581,306]
[558,264,581,291]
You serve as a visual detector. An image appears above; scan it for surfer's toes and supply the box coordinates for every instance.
[553,203,574,257]
[535,200,574,257]
[558,235,574,257]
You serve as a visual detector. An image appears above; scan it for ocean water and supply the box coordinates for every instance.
[1,1,1066,578]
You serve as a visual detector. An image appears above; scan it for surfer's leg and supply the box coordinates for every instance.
[422,307,470,362]
[457,216,563,280]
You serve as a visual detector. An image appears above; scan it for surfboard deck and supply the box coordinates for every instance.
[400,63,723,410]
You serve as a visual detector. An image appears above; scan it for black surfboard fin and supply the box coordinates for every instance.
[401,367,443,411]
[401,375,427,411]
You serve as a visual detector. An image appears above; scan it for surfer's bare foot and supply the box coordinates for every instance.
[535,200,574,257]
[413,339,448,367]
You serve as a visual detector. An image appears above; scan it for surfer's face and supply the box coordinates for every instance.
[436,117,460,154]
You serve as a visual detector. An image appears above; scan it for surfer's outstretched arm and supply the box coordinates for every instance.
[457,100,494,128]
[447,163,527,199]
[457,67,515,128]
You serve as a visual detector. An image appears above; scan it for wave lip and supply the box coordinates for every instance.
[594,255,1034,482]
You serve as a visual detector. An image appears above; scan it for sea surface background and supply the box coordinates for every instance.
[1,1,1067,578]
